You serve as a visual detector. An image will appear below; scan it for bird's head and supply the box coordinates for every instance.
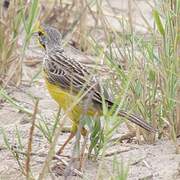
[35,23,62,51]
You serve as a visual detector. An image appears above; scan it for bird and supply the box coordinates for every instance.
[35,24,155,155]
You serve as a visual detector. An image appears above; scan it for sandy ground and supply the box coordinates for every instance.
[0,85,180,180]
[0,53,180,180]
[1,0,180,180]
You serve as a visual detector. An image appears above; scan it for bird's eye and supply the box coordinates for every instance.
[38,31,44,36]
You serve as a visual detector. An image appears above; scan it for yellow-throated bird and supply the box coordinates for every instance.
[36,24,155,155]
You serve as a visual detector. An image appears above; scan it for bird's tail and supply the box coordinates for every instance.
[103,98,156,132]
[118,110,156,133]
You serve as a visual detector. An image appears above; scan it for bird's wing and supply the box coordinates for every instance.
[44,49,106,105]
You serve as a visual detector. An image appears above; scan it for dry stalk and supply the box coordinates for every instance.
[0,1,21,85]
[25,99,39,179]
[54,155,83,178]
[75,0,88,51]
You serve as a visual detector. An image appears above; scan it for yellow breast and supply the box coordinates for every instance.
[45,78,77,109]
[44,78,99,122]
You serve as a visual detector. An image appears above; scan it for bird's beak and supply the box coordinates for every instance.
[31,21,43,37]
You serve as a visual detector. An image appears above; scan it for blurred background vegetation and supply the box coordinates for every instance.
[0,0,179,179]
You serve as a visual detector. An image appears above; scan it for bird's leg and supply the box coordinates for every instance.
[56,122,78,156]
[72,123,82,159]
[78,91,94,170]
[56,131,75,155]
[64,124,82,177]
[79,128,88,170]
[64,91,94,177]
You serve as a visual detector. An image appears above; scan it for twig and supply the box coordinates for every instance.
[54,155,83,178]
[5,147,71,159]
[139,175,153,180]
[25,99,39,179]
[109,131,136,143]
[105,149,131,157]
[130,157,145,166]
[142,160,151,169]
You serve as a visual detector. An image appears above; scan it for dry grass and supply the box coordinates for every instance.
[0,0,22,85]
[0,0,39,86]
[0,0,179,179]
